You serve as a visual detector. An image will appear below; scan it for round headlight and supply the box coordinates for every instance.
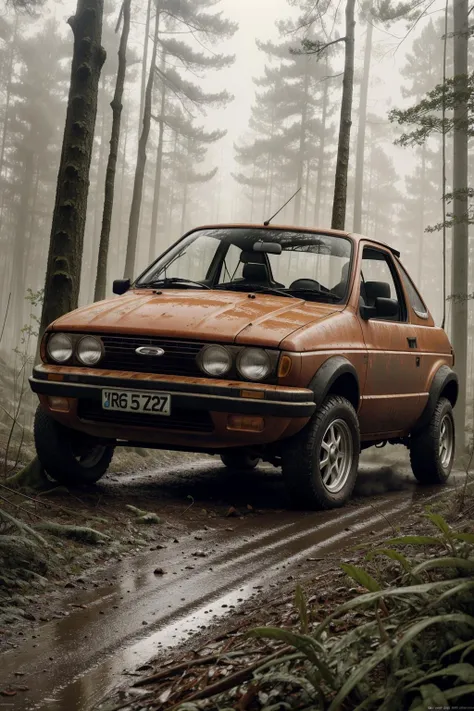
[76,336,103,366]
[200,345,232,377]
[46,333,73,363]
[237,348,271,381]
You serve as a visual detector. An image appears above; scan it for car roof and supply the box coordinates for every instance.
[189,224,401,258]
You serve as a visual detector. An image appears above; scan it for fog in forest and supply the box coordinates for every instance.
[0,0,472,435]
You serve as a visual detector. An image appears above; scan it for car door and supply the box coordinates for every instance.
[357,245,422,436]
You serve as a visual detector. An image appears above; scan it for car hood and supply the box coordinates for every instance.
[51,289,340,348]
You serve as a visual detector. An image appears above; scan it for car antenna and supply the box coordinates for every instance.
[263,187,301,226]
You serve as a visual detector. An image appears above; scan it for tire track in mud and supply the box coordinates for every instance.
[0,475,456,711]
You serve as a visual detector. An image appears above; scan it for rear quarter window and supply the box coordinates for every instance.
[397,262,428,318]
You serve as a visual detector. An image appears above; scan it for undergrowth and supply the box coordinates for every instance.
[180,509,474,711]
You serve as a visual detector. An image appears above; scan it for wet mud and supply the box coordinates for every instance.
[0,456,462,710]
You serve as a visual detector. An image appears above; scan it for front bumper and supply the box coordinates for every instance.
[30,365,316,449]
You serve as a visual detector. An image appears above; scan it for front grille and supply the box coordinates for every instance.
[77,399,214,433]
[100,335,203,376]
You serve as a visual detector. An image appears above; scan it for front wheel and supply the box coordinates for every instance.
[282,395,360,510]
[34,407,114,486]
[410,397,454,485]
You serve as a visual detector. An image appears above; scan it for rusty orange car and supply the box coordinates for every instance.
[30,225,458,509]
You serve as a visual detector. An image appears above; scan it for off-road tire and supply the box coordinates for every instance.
[410,397,454,485]
[220,451,260,471]
[282,395,360,510]
[34,406,114,486]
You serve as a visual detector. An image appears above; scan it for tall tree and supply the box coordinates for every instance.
[298,0,356,230]
[145,3,235,257]
[451,0,469,446]
[352,9,373,233]
[39,0,106,334]
[94,0,131,302]
[331,0,355,230]
[123,1,159,279]
[389,2,472,449]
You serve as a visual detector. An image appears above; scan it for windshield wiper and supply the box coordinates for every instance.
[137,277,211,290]
[216,283,297,299]
[287,288,341,302]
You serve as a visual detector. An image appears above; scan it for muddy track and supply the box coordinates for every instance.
[0,460,462,711]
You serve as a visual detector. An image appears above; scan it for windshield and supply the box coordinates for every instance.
[136,228,353,303]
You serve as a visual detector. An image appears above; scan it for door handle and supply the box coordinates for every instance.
[407,337,417,349]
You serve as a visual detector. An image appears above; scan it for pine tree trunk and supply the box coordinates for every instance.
[148,56,166,264]
[139,0,152,125]
[39,0,106,336]
[24,161,40,285]
[94,0,131,302]
[116,100,129,274]
[417,143,426,288]
[451,0,469,449]
[304,159,311,225]
[352,15,372,233]
[11,150,34,336]
[0,15,17,236]
[123,3,160,279]
[180,139,190,234]
[314,60,329,226]
[293,56,310,225]
[331,0,355,231]
[166,130,178,235]
[250,163,256,222]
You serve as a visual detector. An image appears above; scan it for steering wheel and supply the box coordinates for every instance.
[289,278,322,291]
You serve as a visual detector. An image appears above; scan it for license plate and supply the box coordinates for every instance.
[102,389,171,416]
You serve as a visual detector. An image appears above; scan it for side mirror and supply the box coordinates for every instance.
[113,278,131,295]
[375,297,399,319]
[360,297,399,320]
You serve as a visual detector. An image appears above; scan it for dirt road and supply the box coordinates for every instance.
[0,454,461,710]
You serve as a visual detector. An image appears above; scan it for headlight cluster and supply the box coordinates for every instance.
[46,333,103,366]
[199,345,273,382]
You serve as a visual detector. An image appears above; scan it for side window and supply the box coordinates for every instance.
[360,248,406,322]
[218,243,244,284]
[397,262,428,318]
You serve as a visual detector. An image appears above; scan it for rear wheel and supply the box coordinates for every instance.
[282,395,359,510]
[410,397,454,485]
[34,406,114,486]
[220,451,260,472]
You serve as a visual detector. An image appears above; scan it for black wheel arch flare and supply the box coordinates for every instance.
[308,356,360,412]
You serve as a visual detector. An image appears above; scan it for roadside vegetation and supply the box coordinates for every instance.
[107,484,474,711]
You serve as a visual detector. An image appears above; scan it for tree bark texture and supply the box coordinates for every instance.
[451,0,469,448]
[180,138,190,234]
[139,0,152,126]
[123,2,160,279]
[314,59,329,227]
[39,0,106,335]
[293,57,310,225]
[352,15,372,233]
[94,0,131,302]
[331,0,355,231]
[148,54,166,264]
[417,143,426,288]
[11,150,34,335]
